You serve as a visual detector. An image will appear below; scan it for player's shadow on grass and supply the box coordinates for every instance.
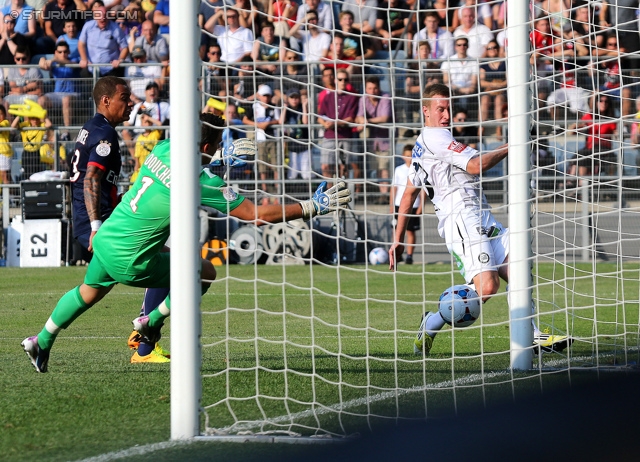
[270,371,640,462]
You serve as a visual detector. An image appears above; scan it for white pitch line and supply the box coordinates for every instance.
[73,352,632,461]
[204,352,635,436]
[205,369,510,436]
[74,440,193,462]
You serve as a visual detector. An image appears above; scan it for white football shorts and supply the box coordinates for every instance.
[441,208,509,284]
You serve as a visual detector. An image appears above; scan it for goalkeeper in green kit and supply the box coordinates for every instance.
[21,113,352,372]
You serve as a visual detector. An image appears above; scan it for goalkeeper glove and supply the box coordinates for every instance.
[300,181,351,219]
[209,138,256,168]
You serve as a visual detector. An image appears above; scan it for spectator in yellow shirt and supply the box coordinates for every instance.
[130,113,162,183]
[12,112,53,178]
[0,106,14,184]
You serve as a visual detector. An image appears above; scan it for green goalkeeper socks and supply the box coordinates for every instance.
[146,284,210,328]
[38,286,90,350]
[148,297,171,328]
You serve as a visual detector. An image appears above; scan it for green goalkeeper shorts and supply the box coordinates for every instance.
[84,252,171,289]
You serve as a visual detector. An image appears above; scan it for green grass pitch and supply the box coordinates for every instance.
[1,263,638,461]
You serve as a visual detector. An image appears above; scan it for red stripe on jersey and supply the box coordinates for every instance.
[87,161,107,171]
[448,141,467,153]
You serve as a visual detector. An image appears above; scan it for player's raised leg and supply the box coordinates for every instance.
[22,282,114,373]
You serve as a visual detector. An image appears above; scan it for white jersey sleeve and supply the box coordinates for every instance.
[408,127,490,220]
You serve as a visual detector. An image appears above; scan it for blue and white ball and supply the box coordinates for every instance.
[368,247,389,265]
[438,285,481,327]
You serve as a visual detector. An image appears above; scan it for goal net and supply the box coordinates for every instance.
[174,0,640,439]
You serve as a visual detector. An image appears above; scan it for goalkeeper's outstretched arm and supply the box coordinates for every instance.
[199,113,351,225]
[230,181,352,225]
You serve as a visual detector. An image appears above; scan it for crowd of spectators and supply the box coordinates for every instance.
[0,0,638,192]
[0,0,171,182]
[196,0,640,197]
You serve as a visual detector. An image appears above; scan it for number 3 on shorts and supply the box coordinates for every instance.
[130,176,154,212]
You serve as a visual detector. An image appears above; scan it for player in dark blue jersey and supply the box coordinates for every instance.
[69,76,133,252]
[68,76,170,362]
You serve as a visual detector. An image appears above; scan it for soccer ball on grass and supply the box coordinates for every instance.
[438,284,481,327]
[368,247,389,265]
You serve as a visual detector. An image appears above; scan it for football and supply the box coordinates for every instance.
[368,247,389,265]
[438,285,481,327]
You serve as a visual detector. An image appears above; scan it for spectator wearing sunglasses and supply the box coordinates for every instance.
[0,16,29,65]
[4,46,43,107]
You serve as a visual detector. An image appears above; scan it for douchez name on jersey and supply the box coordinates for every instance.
[143,153,171,188]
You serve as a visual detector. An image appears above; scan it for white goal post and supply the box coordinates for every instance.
[507,0,533,370]
[170,0,202,440]
[169,0,640,440]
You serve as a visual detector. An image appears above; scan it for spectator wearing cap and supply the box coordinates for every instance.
[122,81,170,156]
[78,5,129,77]
[126,45,163,103]
[129,20,168,64]
[280,89,312,180]
[246,84,282,205]
[0,14,29,65]
[38,40,81,134]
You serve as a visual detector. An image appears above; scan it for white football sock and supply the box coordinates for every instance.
[425,312,446,337]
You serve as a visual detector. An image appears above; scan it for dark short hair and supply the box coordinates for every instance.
[92,75,128,106]
[424,11,439,21]
[339,10,354,20]
[200,112,225,152]
[365,75,380,86]
[418,40,431,51]
[403,144,414,153]
[260,20,274,31]
[56,40,69,50]
[15,45,30,57]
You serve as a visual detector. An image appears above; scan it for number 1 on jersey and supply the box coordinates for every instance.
[130,176,154,212]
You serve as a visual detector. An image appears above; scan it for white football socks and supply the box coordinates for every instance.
[425,312,446,337]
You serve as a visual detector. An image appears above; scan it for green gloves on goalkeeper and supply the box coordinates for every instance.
[300,181,352,219]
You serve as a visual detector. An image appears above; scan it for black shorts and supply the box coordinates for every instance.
[395,206,420,232]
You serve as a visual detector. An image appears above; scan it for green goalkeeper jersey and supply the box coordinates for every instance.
[92,139,245,276]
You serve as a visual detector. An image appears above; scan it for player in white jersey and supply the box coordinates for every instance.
[389,83,572,356]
